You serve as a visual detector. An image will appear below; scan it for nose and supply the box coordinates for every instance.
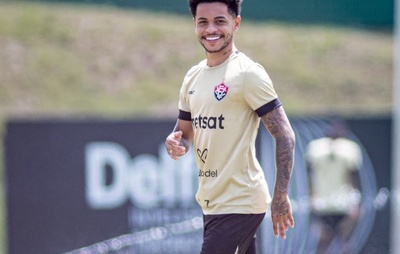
[205,23,217,34]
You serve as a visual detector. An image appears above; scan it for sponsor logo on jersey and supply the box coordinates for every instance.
[197,148,208,163]
[192,114,225,129]
[198,169,218,178]
[214,83,229,101]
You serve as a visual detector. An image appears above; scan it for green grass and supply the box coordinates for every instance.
[0,2,394,253]
[0,2,393,118]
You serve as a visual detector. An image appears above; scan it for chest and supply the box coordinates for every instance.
[188,69,245,112]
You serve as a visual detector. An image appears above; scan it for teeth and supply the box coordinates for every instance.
[206,36,220,41]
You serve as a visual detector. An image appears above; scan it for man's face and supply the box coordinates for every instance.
[194,2,240,54]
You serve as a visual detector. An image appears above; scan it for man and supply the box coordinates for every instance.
[306,122,362,253]
[165,0,296,253]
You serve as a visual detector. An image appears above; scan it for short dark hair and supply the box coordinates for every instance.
[188,0,243,18]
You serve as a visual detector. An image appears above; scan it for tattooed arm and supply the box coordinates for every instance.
[261,106,296,239]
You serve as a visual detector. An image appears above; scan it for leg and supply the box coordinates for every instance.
[237,215,264,254]
[244,235,257,254]
[316,214,345,254]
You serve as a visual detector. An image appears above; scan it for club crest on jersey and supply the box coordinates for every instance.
[214,83,229,101]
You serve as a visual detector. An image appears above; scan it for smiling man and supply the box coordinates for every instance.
[165,1,296,253]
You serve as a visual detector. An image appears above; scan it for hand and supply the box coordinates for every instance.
[271,193,294,239]
[165,131,187,160]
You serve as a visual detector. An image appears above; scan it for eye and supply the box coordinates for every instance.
[216,19,226,25]
[197,20,207,26]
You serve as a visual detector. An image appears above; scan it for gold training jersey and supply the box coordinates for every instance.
[306,137,362,214]
[178,51,281,215]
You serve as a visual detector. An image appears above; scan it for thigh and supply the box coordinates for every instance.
[201,213,265,254]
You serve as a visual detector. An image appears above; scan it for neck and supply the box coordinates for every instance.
[206,44,237,67]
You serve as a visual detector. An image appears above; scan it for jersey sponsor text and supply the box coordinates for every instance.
[192,114,225,129]
[198,169,218,178]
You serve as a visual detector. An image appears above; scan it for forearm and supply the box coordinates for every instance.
[261,107,295,194]
[274,135,295,194]
[261,106,296,238]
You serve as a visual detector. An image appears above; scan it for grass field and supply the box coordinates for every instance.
[0,2,393,118]
[0,1,394,253]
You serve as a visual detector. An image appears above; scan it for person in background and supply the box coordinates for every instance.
[306,121,362,254]
[164,0,296,253]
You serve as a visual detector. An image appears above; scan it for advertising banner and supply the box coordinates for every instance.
[4,117,391,253]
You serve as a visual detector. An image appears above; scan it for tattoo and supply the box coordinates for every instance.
[261,107,295,194]
[271,196,289,216]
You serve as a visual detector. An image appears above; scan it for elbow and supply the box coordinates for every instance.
[279,128,296,152]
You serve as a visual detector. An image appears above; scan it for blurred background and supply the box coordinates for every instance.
[0,0,395,253]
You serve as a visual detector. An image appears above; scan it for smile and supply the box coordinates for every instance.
[205,35,222,41]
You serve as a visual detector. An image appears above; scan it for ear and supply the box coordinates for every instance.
[234,15,241,31]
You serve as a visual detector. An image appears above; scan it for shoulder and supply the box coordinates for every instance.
[181,60,207,89]
[186,59,207,77]
[234,53,270,82]
[235,52,257,70]
[306,137,330,153]
[336,138,362,154]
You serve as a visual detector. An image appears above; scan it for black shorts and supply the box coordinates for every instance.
[201,213,266,254]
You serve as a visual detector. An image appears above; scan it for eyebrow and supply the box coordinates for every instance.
[197,16,228,21]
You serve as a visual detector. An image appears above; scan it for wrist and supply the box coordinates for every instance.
[273,190,288,197]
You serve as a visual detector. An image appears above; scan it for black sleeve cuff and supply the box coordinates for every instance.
[255,98,282,117]
[178,110,192,121]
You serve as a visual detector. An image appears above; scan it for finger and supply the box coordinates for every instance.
[276,220,286,239]
[170,147,186,160]
[165,141,174,153]
[280,228,287,239]
[288,214,295,228]
[273,216,290,239]
[166,137,179,149]
[272,221,279,238]
[272,215,283,238]
[282,210,294,228]
[167,134,178,143]
[169,150,179,161]
[281,219,289,231]
[165,138,174,148]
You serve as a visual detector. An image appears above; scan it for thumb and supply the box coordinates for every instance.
[173,131,183,140]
